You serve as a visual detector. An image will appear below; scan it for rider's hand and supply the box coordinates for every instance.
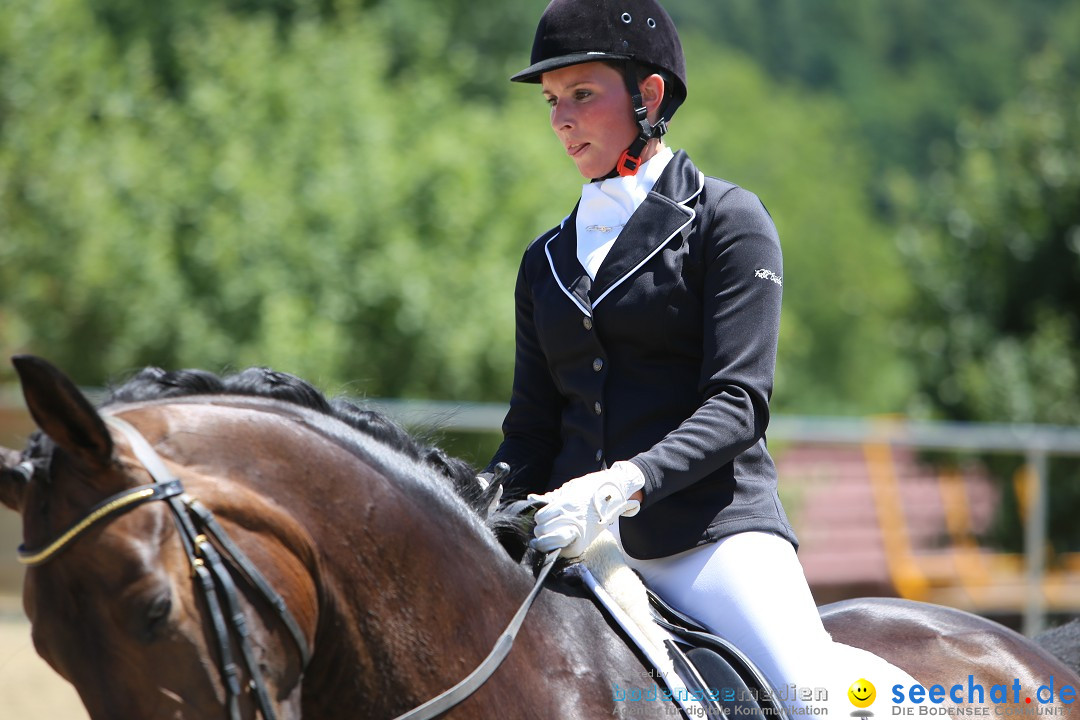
[528,461,645,558]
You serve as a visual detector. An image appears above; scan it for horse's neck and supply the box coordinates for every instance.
[251,448,531,714]
[291,484,654,718]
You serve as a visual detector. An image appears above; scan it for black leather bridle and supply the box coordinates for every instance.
[18,414,311,720]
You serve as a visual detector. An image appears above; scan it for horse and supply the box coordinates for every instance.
[1,354,1077,719]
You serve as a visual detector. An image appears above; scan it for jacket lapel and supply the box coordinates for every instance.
[589,150,703,307]
[543,205,594,317]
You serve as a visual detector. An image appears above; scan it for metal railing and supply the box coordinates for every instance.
[366,401,1080,634]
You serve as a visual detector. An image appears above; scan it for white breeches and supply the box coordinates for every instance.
[611,525,921,714]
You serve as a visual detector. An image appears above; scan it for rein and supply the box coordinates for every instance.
[16,411,559,720]
[392,548,559,720]
[18,415,311,720]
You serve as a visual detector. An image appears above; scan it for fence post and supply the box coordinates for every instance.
[1023,449,1049,636]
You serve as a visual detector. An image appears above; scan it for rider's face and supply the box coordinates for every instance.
[541,62,640,180]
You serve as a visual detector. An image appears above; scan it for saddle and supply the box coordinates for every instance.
[648,587,792,719]
[572,531,793,720]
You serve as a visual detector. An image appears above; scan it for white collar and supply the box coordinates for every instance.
[584,146,674,215]
[576,147,674,279]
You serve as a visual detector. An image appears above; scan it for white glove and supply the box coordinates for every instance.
[528,461,645,558]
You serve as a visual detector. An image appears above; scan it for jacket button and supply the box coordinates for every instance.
[595,449,603,462]
[583,317,593,330]
[594,402,603,416]
[592,358,604,372]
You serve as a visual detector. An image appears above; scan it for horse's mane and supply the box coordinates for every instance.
[95,366,536,558]
[102,366,494,517]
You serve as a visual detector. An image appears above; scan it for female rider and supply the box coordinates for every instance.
[485,0,918,711]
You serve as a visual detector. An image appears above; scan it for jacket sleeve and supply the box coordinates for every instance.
[486,245,564,498]
[629,185,783,507]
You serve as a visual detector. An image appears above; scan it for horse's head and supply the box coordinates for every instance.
[0,356,308,719]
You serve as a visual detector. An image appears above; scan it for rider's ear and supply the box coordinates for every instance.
[641,73,665,122]
[12,355,114,471]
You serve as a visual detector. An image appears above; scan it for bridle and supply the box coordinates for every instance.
[18,415,311,720]
[15,412,558,720]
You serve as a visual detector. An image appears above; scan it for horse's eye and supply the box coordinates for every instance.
[142,593,173,642]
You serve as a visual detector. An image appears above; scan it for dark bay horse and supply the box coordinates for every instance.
[1,355,1077,719]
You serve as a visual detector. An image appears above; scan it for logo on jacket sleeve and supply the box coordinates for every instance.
[755,268,783,286]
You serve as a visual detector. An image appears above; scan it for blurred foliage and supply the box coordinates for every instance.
[894,51,1080,426]
[667,0,1077,205]
[0,0,904,417]
[0,0,1077,438]
[0,0,562,399]
[889,50,1080,553]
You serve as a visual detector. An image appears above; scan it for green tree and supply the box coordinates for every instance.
[664,0,1076,205]
[893,51,1080,551]
[0,0,562,398]
[896,51,1080,425]
[2,0,914,419]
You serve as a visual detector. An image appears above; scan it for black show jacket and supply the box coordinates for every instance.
[490,151,796,559]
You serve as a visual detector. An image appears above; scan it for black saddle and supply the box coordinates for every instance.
[646,587,793,720]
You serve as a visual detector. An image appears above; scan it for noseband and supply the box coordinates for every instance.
[18,415,311,720]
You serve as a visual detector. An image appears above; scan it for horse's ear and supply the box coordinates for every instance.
[0,446,26,511]
[12,355,113,469]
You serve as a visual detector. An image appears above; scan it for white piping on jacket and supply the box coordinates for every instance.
[544,171,706,318]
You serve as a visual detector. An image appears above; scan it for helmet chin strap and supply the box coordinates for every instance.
[603,61,670,180]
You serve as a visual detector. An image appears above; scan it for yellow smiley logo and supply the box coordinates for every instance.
[848,678,876,708]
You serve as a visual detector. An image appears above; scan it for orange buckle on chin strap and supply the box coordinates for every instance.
[617,149,642,177]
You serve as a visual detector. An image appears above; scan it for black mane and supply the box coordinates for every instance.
[103,366,490,515]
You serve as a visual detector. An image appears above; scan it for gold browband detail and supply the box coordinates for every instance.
[17,486,159,566]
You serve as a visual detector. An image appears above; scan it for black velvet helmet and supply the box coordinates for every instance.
[512,0,686,103]
[512,0,688,177]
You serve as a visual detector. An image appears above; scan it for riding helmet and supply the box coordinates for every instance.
[511,0,687,112]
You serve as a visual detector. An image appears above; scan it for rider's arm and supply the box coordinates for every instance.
[628,185,783,507]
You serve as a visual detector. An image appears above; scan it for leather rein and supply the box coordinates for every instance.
[16,413,558,720]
